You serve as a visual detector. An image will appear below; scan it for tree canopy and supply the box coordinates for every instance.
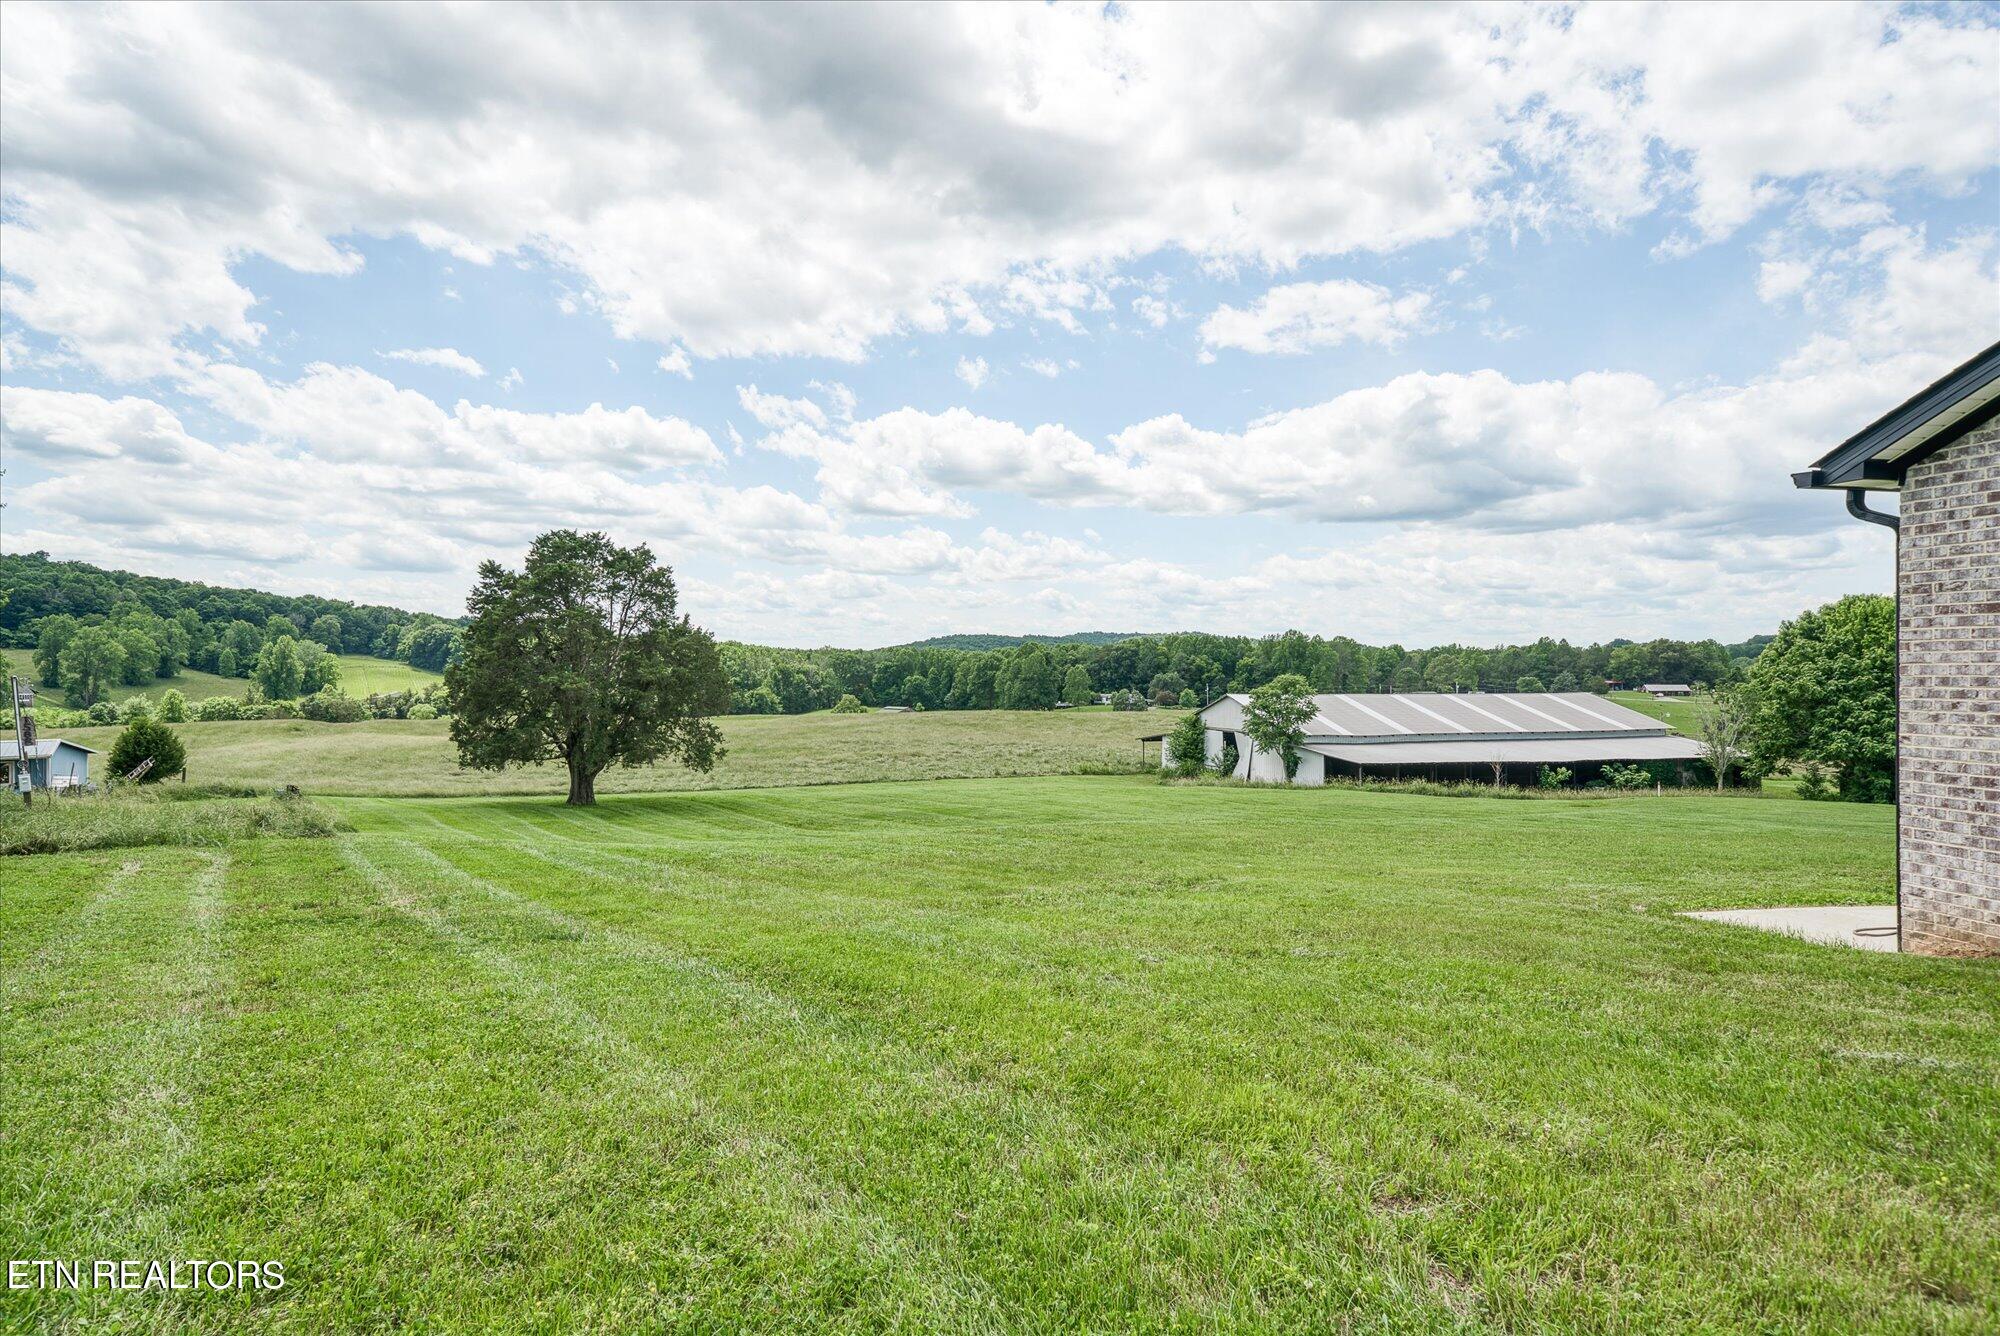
[1242,674,1317,780]
[1747,594,1895,802]
[446,531,729,805]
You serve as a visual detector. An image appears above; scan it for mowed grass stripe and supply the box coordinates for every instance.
[226,837,1005,1331]
[338,836,1017,1332]
[0,850,227,1333]
[343,832,1462,1328]
[0,856,144,1005]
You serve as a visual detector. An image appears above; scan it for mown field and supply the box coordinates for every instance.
[40,709,1162,797]
[1,649,441,708]
[5,775,1995,1333]
[1608,689,1703,732]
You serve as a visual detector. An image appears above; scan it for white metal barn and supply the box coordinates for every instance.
[1156,692,1705,786]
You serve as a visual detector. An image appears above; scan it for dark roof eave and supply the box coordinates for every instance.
[1797,340,2000,491]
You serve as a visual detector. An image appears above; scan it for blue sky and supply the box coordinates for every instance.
[3,3,1996,647]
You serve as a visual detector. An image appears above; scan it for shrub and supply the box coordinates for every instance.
[192,695,244,722]
[1109,690,1148,712]
[118,695,153,722]
[831,694,868,714]
[1166,711,1209,777]
[1537,765,1573,789]
[407,703,439,720]
[736,685,783,715]
[158,688,188,722]
[107,716,186,783]
[1177,689,1198,708]
[1212,737,1239,777]
[1795,760,1835,801]
[86,700,119,725]
[1603,763,1652,790]
[259,700,301,720]
[299,689,369,723]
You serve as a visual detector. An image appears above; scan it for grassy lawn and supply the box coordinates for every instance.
[30,709,1165,797]
[3,776,1995,1332]
[2,651,439,708]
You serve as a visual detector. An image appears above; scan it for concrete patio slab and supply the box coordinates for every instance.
[1681,905,1899,952]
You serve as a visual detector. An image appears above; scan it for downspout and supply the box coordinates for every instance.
[1842,487,1902,947]
[1844,489,1900,532]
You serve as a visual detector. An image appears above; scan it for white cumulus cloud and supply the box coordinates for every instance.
[382,346,486,377]
[1200,280,1435,355]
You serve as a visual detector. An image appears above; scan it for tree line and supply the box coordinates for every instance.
[719,629,1763,716]
[1,552,462,706]
[2,552,1765,713]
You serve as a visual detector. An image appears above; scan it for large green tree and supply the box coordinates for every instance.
[1062,665,1094,707]
[403,621,462,672]
[255,635,305,700]
[1748,594,1895,802]
[446,530,729,805]
[995,644,1059,710]
[58,625,127,706]
[32,614,78,688]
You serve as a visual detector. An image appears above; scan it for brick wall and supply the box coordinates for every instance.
[1898,419,2000,956]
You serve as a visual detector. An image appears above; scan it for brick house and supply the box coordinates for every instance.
[1793,341,2000,956]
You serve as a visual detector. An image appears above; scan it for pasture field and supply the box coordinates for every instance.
[1608,689,1703,732]
[4,775,1995,1333]
[324,655,444,697]
[35,709,1162,797]
[2,651,440,709]
[2,648,244,709]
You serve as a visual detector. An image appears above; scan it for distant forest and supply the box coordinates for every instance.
[894,631,1153,651]
[0,552,1770,715]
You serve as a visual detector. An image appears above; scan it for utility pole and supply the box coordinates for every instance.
[8,675,35,808]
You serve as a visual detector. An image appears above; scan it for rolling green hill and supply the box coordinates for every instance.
[2,649,246,709]
[3,649,441,710]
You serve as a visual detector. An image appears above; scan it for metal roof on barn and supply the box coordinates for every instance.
[1205,691,1676,743]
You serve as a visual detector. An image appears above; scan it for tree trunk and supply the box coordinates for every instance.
[566,762,597,806]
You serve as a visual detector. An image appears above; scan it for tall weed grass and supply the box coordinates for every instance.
[0,788,345,855]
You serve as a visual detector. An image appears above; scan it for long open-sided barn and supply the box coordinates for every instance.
[1153,691,1705,787]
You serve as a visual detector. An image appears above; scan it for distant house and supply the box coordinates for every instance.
[1643,683,1693,697]
[1793,340,2000,957]
[0,739,97,792]
[877,705,912,713]
[1144,692,1702,786]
